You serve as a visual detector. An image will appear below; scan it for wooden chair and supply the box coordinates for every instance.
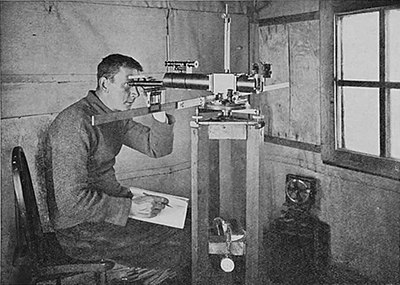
[11,146,115,285]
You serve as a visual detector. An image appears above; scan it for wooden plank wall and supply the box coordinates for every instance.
[258,20,320,144]
[255,0,400,283]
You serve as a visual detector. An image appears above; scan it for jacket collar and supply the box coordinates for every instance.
[86,90,113,114]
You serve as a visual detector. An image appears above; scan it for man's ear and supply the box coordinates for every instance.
[99,77,109,92]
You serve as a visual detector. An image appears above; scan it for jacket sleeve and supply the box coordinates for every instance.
[49,115,131,229]
[121,114,175,158]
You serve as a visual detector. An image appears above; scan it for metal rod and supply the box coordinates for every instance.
[127,81,163,87]
[224,4,231,73]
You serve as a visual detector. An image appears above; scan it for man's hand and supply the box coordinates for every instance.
[152,111,167,123]
[129,193,169,218]
[129,187,146,197]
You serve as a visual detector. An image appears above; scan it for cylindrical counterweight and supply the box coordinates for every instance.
[237,76,256,92]
[162,73,209,90]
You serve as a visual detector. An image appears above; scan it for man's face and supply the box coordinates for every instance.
[106,67,144,111]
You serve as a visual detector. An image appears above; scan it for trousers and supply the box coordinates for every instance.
[56,216,191,277]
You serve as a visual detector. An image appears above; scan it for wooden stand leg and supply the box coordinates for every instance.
[245,126,264,285]
[219,139,234,219]
[191,123,210,284]
[191,121,264,285]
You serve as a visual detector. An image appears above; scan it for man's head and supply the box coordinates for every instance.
[96,54,145,111]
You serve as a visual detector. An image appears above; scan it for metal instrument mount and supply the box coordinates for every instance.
[90,4,288,127]
[165,60,199,73]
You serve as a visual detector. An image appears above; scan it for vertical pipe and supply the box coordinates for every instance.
[224,4,231,73]
[166,9,171,72]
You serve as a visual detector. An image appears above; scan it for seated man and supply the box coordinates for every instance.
[45,54,190,283]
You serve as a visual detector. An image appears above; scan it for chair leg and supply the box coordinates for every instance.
[94,272,107,285]
[100,272,107,285]
[121,276,128,285]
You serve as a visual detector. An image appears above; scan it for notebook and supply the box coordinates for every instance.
[128,189,189,229]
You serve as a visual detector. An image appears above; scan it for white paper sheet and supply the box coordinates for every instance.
[128,189,189,229]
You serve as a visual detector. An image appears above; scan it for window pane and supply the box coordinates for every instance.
[340,12,379,81]
[390,90,400,159]
[340,87,380,155]
[388,9,400,82]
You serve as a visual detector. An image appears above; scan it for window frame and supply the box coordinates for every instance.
[320,0,400,181]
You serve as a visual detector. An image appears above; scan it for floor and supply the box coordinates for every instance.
[37,263,186,285]
[33,260,380,285]
[10,224,383,285]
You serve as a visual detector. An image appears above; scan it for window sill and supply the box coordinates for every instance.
[322,148,400,181]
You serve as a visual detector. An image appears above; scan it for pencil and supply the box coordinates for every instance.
[143,192,172,208]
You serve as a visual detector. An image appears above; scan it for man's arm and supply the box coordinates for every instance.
[122,114,175,158]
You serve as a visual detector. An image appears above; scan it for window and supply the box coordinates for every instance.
[336,8,400,159]
[320,1,400,181]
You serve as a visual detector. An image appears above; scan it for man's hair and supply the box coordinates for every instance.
[97,54,143,82]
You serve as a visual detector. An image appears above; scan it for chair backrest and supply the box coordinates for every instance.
[12,146,44,263]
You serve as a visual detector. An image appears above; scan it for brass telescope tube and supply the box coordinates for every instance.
[162,73,209,90]
[128,72,256,92]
